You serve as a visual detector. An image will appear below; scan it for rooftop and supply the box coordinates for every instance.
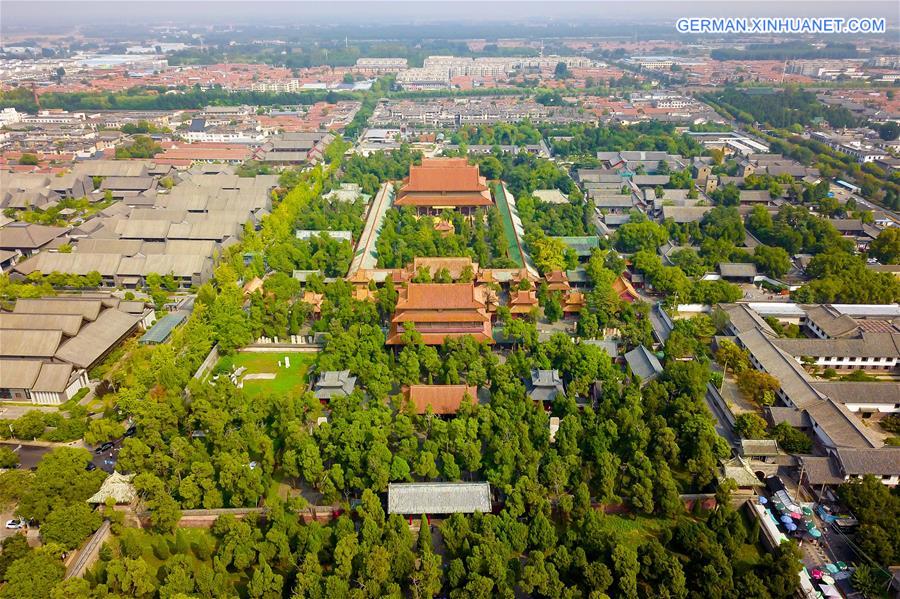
[404,384,478,415]
[313,370,357,400]
[139,312,187,345]
[624,345,663,382]
[387,482,492,515]
[396,283,486,312]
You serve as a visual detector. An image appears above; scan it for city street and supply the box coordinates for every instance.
[0,442,119,473]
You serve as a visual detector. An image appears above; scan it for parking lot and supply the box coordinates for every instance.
[1,438,122,474]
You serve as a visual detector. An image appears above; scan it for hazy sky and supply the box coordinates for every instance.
[2,1,898,30]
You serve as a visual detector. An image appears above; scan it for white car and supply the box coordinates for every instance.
[5,519,24,529]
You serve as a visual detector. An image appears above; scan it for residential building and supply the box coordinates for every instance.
[257,131,335,165]
[0,222,69,256]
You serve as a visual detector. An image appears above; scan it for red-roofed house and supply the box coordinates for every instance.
[154,144,251,164]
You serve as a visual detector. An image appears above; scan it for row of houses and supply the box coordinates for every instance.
[8,171,279,288]
[719,302,900,490]
[370,97,596,129]
[0,296,154,404]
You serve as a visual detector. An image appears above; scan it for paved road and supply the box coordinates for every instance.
[349,182,393,274]
[1,442,119,473]
[0,404,60,419]
[703,384,739,449]
[65,520,110,579]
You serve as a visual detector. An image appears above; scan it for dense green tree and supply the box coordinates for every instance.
[40,503,102,549]
[838,475,900,566]
[734,413,769,439]
[0,535,30,581]
[17,447,104,522]
[0,549,65,599]
[772,422,812,454]
[753,245,792,278]
[878,121,899,141]
[616,220,669,253]
[869,227,900,265]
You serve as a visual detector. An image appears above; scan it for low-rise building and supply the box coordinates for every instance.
[387,482,492,515]
[526,369,565,403]
[0,296,145,404]
[624,345,663,384]
[0,222,69,256]
[312,370,357,401]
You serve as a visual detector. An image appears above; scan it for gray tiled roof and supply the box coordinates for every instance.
[313,370,357,399]
[527,369,565,402]
[773,333,900,359]
[740,439,780,457]
[720,303,776,336]
[811,381,900,405]
[738,328,881,449]
[804,305,859,338]
[387,482,491,515]
[624,345,663,382]
[835,447,900,476]
[719,262,758,279]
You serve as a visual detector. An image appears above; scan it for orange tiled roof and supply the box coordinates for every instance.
[396,283,485,311]
[409,257,477,279]
[401,158,488,193]
[302,291,324,313]
[388,283,493,345]
[509,290,538,306]
[391,310,489,324]
[564,291,586,313]
[545,271,568,283]
[404,384,477,415]
[394,193,494,207]
[353,287,375,302]
[612,275,639,302]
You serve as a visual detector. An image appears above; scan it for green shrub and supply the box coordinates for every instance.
[153,537,171,560]
[192,534,214,560]
[173,529,191,555]
[0,448,19,469]
[119,529,144,559]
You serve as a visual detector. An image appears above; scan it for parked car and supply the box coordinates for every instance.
[5,519,24,529]
[123,426,137,438]
[85,462,97,471]
[94,442,114,454]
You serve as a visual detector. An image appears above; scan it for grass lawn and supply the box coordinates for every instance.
[216,351,316,397]
[90,528,224,582]
[732,543,764,574]
[593,515,671,549]
[265,474,296,505]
